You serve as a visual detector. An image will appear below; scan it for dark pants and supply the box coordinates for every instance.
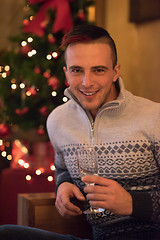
[0,224,160,240]
[0,225,89,240]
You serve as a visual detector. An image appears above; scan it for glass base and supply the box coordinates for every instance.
[84,207,105,214]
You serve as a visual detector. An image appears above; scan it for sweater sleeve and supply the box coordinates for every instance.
[130,191,153,220]
[149,109,160,222]
[54,150,73,192]
[130,109,160,222]
[130,181,160,222]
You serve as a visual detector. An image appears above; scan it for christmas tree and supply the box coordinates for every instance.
[0,0,95,139]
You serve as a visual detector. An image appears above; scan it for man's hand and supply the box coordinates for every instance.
[55,182,85,219]
[82,175,133,216]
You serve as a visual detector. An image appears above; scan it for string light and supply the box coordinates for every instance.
[30,15,34,21]
[0,139,3,146]
[18,159,25,166]
[51,91,57,97]
[35,169,42,175]
[21,41,27,47]
[11,83,17,90]
[28,52,32,57]
[52,52,58,58]
[32,49,36,55]
[27,37,33,43]
[50,164,55,171]
[47,176,53,182]
[26,91,31,96]
[28,49,37,57]
[7,155,12,161]
[24,162,30,169]
[26,175,32,181]
[20,83,25,89]
[46,54,52,60]
[9,139,55,183]
[4,65,10,71]
[1,151,7,157]
[62,97,68,102]
[21,146,28,154]
[0,66,3,72]
[0,140,12,162]
[2,72,7,78]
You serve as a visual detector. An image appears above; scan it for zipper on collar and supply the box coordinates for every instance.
[90,121,94,146]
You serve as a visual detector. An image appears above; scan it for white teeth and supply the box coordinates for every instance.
[82,91,96,96]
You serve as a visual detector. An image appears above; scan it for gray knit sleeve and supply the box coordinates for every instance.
[54,150,73,192]
[150,109,160,222]
[131,109,160,222]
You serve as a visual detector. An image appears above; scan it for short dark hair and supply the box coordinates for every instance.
[61,24,117,68]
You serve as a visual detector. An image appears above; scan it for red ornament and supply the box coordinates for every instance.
[48,76,59,90]
[37,127,45,136]
[34,67,41,74]
[39,106,49,117]
[15,107,29,116]
[0,124,11,137]
[23,19,29,26]
[77,10,85,21]
[27,87,37,96]
[48,34,56,44]
[43,71,51,78]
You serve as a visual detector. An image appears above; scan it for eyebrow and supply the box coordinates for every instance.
[69,65,81,70]
[91,66,108,70]
[68,65,108,70]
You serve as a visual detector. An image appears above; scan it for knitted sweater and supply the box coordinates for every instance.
[47,78,160,239]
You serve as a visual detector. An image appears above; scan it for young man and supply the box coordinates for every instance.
[47,24,160,239]
[0,25,160,240]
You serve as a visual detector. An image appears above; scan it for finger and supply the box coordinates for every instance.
[89,200,106,210]
[84,185,109,194]
[56,197,82,218]
[86,191,107,199]
[72,186,86,201]
[82,175,114,186]
[61,196,82,213]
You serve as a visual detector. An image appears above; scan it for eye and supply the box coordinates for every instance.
[72,69,81,73]
[70,67,83,74]
[96,68,104,73]
[93,67,106,75]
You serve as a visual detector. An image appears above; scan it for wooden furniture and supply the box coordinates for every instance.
[18,192,92,239]
[0,168,55,225]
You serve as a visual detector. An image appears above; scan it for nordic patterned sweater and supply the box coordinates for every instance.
[47,78,160,239]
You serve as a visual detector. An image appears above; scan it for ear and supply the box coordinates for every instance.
[113,64,120,82]
[63,66,68,80]
[63,66,67,75]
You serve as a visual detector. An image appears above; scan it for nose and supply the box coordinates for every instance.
[82,72,94,88]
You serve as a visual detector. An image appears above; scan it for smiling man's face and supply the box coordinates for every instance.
[63,42,120,118]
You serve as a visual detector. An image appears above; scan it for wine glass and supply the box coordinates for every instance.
[76,146,104,214]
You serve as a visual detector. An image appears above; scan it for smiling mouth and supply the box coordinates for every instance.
[80,90,98,96]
